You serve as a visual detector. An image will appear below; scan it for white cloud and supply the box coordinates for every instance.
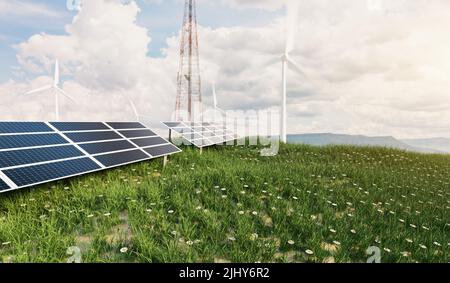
[0,0,449,139]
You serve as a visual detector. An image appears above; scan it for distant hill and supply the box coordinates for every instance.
[287,133,445,154]
[401,138,450,154]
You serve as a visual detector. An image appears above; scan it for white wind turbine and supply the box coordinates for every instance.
[212,83,226,116]
[279,0,305,143]
[24,59,75,121]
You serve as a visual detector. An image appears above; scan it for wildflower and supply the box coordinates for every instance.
[103,213,111,217]
[398,219,405,223]
[406,238,413,243]
[409,224,417,229]
[333,240,341,246]
[292,196,298,200]
[228,237,236,242]
[329,228,337,233]
[287,240,295,245]
[2,242,11,246]
[250,233,258,241]
[252,211,258,216]
[222,195,227,199]
[146,209,152,213]
[120,247,129,253]
[186,241,194,246]
[238,211,245,215]
[87,214,94,218]
[401,251,411,257]
[350,229,357,234]
[419,244,427,249]
[383,248,391,253]
[433,242,441,247]
[171,231,177,236]
[168,210,174,214]
[305,249,314,255]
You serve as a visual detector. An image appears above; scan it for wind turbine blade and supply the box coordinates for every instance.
[285,0,300,54]
[128,98,139,122]
[56,87,76,103]
[212,83,218,108]
[24,85,52,95]
[287,58,309,79]
[54,59,60,86]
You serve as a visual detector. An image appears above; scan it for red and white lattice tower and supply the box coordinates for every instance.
[174,0,202,122]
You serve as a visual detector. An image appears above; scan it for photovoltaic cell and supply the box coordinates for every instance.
[64,131,122,143]
[51,122,109,131]
[79,140,136,155]
[162,121,238,148]
[0,122,53,134]
[107,122,146,129]
[0,134,68,150]
[0,179,9,191]
[119,129,156,138]
[131,137,167,147]
[0,146,83,168]
[0,121,181,193]
[94,150,149,167]
[144,144,180,157]
[3,158,101,187]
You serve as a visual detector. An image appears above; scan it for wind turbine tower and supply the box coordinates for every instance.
[175,0,202,122]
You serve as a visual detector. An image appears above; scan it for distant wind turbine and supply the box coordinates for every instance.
[212,83,226,116]
[24,59,75,121]
[280,0,303,143]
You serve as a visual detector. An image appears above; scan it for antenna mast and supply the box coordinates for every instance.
[175,0,202,122]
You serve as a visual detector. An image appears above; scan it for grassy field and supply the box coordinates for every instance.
[0,143,448,263]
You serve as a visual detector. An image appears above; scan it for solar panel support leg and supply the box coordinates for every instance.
[199,147,203,155]
[169,129,172,142]
[163,156,168,167]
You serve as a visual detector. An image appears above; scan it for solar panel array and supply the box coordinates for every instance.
[0,122,181,193]
[163,121,238,148]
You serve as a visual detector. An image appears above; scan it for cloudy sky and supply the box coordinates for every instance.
[0,0,449,138]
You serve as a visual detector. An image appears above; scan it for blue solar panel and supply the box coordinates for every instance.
[0,179,9,191]
[3,158,101,187]
[51,122,109,131]
[119,130,156,138]
[64,131,122,143]
[0,121,182,193]
[0,146,84,168]
[94,150,149,167]
[131,137,167,147]
[144,144,180,157]
[79,140,136,155]
[107,122,145,129]
[0,122,53,134]
[163,121,238,148]
[0,134,69,150]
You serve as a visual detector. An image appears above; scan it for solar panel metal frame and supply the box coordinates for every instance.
[0,122,181,194]
[162,121,239,148]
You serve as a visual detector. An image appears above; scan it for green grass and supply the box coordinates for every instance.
[0,143,448,263]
